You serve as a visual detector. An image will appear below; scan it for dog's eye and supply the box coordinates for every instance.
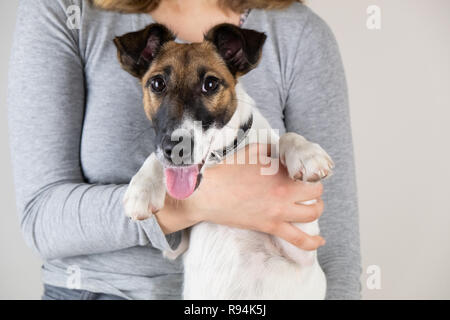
[202,76,220,94]
[150,76,166,93]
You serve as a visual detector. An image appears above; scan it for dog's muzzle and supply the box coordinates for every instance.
[163,114,253,200]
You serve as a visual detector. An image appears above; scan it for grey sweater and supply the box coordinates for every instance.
[8,0,361,299]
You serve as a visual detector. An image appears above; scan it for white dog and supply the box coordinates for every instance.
[114,23,333,299]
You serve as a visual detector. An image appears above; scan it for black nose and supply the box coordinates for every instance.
[162,135,193,164]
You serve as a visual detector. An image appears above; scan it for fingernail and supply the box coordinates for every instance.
[151,207,160,214]
[321,239,326,246]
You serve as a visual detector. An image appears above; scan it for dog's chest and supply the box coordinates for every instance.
[183,222,326,299]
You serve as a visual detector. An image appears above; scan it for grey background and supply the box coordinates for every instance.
[1,0,449,299]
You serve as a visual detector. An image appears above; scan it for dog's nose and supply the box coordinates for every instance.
[162,135,193,164]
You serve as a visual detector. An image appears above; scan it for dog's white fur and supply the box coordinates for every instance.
[124,82,333,299]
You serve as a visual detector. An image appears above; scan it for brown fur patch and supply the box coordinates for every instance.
[141,41,237,122]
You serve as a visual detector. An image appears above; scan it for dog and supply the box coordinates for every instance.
[114,23,333,299]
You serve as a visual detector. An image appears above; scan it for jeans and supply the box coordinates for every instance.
[42,284,126,300]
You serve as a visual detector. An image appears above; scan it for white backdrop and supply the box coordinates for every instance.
[0,0,449,299]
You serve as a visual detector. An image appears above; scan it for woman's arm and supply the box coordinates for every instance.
[157,144,326,251]
[7,0,180,260]
[283,10,361,299]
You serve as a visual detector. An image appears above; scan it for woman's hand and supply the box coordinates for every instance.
[183,144,325,251]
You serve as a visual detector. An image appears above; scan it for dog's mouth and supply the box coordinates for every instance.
[163,134,216,200]
[164,162,205,200]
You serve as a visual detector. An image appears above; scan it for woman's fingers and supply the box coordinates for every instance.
[274,223,325,251]
[289,181,324,203]
[282,198,324,223]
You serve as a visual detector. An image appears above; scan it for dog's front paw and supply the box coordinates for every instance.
[280,133,334,183]
[123,177,166,221]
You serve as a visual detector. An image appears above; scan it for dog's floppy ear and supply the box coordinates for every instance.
[205,24,267,77]
[114,23,175,78]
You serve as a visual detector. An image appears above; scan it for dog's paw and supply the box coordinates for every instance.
[280,133,334,183]
[123,177,166,221]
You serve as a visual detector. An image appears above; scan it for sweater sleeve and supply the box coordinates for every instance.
[7,0,180,261]
[283,9,362,299]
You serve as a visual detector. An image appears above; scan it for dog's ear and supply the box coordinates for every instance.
[205,24,267,77]
[114,23,175,78]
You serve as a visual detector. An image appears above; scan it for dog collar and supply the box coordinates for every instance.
[195,114,253,189]
[208,114,254,163]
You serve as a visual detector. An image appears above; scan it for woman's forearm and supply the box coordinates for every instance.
[155,197,200,235]
[156,146,326,251]
[18,183,154,260]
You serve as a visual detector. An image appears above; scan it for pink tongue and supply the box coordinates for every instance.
[165,165,199,200]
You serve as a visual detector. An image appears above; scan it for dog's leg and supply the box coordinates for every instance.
[123,153,166,221]
[279,133,334,183]
[276,133,334,266]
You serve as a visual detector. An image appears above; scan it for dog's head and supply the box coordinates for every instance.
[114,23,266,199]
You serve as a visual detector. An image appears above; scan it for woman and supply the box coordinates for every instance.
[8,0,360,299]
